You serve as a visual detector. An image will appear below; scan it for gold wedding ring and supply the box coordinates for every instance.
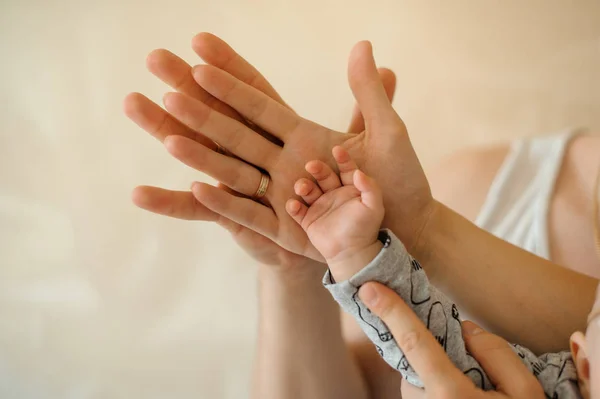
[253,173,270,199]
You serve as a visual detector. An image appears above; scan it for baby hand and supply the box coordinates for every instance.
[286,146,384,281]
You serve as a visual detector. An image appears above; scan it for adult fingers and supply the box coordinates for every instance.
[131,186,217,221]
[163,135,267,199]
[162,92,281,170]
[132,184,260,241]
[462,321,545,398]
[192,65,303,141]
[146,49,213,104]
[191,182,278,240]
[347,67,397,133]
[123,92,215,149]
[358,282,465,388]
[146,48,265,123]
[191,32,289,107]
[347,42,398,131]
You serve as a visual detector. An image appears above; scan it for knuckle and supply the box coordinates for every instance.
[189,104,211,131]
[154,113,171,137]
[245,69,262,88]
[223,123,245,153]
[229,168,243,190]
[396,330,421,354]
[218,74,237,102]
[466,331,506,353]
[246,95,268,121]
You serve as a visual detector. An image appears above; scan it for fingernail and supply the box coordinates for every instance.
[358,284,379,307]
[190,182,199,191]
[463,321,484,336]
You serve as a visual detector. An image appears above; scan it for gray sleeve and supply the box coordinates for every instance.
[322,229,581,398]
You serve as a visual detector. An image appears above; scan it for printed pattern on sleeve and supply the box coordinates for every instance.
[322,229,581,398]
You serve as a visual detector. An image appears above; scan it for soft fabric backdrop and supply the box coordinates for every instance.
[1,1,599,397]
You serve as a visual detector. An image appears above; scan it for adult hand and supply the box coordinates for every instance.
[357,282,545,398]
[150,38,432,261]
[124,33,396,268]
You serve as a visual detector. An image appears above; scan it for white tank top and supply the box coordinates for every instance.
[475,129,581,260]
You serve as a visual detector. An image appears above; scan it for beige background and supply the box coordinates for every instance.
[1,1,599,397]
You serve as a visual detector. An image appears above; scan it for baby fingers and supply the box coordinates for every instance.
[332,146,359,185]
[286,199,309,226]
[294,178,324,205]
[305,160,342,193]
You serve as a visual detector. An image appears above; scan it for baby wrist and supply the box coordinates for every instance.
[326,240,383,282]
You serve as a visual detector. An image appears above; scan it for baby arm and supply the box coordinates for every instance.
[287,147,581,398]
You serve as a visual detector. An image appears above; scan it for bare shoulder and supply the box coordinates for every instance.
[565,133,600,164]
[428,143,511,222]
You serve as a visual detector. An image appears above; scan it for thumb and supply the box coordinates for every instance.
[347,41,397,130]
[347,67,397,133]
[462,321,545,398]
[353,169,382,211]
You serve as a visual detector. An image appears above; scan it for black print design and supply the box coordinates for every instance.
[555,359,579,386]
[411,259,422,271]
[378,231,392,248]
[557,359,567,380]
[511,344,526,360]
[464,368,485,390]
[397,354,410,372]
[410,259,431,305]
[352,291,393,342]
[532,360,543,377]
[451,304,460,322]
[427,301,448,350]
[325,272,335,285]
[375,345,384,357]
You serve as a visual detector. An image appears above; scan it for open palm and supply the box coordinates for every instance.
[125,33,397,267]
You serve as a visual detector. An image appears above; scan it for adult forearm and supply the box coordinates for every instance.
[251,263,368,399]
[411,201,598,354]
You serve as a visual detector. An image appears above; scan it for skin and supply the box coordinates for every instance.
[125,33,397,399]
[288,147,596,398]
[155,42,431,264]
[360,277,600,399]
[156,38,596,353]
[429,134,600,279]
[584,298,600,399]
[286,146,384,279]
[359,282,547,399]
[124,33,598,398]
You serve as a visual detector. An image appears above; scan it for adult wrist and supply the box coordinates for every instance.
[409,199,446,279]
[257,259,327,292]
